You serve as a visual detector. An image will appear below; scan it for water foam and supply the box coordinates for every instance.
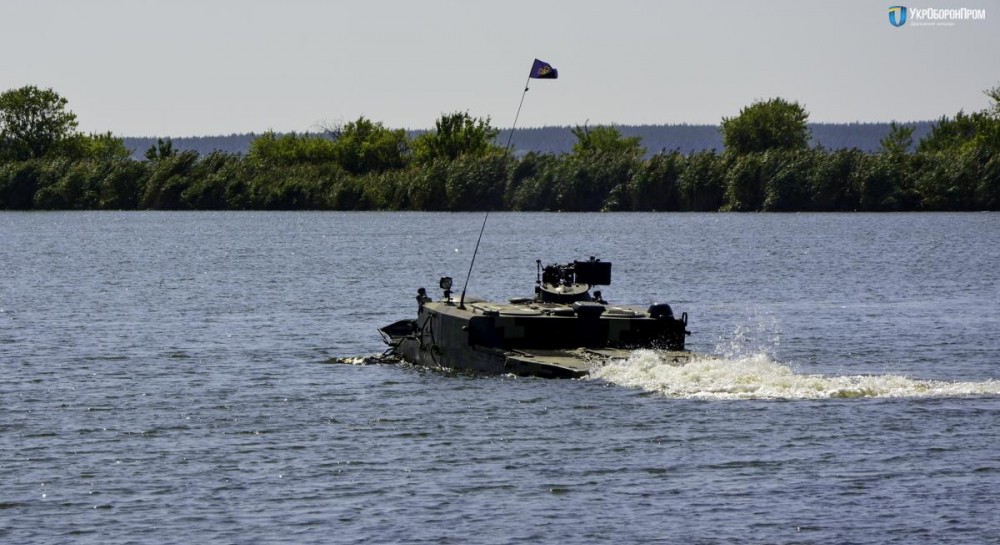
[588,350,1000,400]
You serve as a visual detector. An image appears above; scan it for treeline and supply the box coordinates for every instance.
[1,85,998,211]
[500,123,940,156]
[122,122,936,160]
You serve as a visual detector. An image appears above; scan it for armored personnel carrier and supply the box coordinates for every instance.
[379,257,692,378]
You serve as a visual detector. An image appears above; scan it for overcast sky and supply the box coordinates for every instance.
[1,0,997,136]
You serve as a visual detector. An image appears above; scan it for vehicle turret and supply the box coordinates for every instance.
[535,256,611,304]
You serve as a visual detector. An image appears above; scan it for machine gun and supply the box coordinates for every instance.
[535,257,611,304]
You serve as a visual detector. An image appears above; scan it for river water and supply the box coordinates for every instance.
[2,211,999,544]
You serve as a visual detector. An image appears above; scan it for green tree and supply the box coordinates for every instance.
[916,85,1000,155]
[913,83,1000,210]
[0,160,43,208]
[145,137,177,161]
[879,121,915,155]
[329,116,409,174]
[247,131,337,165]
[917,111,988,153]
[721,97,810,154]
[42,131,132,161]
[0,86,79,160]
[570,124,645,158]
[411,112,501,164]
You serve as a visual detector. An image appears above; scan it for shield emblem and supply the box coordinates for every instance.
[888,6,908,27]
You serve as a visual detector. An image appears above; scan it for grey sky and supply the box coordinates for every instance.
[1,0,997,136]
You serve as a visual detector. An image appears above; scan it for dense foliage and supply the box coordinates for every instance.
[721,98,811,155]
[0,86,79,161]
[2,85,999,211]
[122,123,937,159]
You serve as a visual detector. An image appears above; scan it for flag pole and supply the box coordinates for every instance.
[504,76,532,155]
[458,60,553,310]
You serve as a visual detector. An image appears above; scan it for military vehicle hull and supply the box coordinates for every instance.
[381,297,692,379]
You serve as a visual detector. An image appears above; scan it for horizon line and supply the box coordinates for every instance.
[116,119,941,139]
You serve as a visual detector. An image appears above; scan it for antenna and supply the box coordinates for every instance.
[457,59,555,311]
[458,211,489,310]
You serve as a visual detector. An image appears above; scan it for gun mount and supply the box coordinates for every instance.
[536,256,611,304]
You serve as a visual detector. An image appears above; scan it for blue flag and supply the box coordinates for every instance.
[529,58,558,79]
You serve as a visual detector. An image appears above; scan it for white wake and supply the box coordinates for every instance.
[589,350,1000,400]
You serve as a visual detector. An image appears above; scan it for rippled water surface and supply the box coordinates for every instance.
[2,212,999,544]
